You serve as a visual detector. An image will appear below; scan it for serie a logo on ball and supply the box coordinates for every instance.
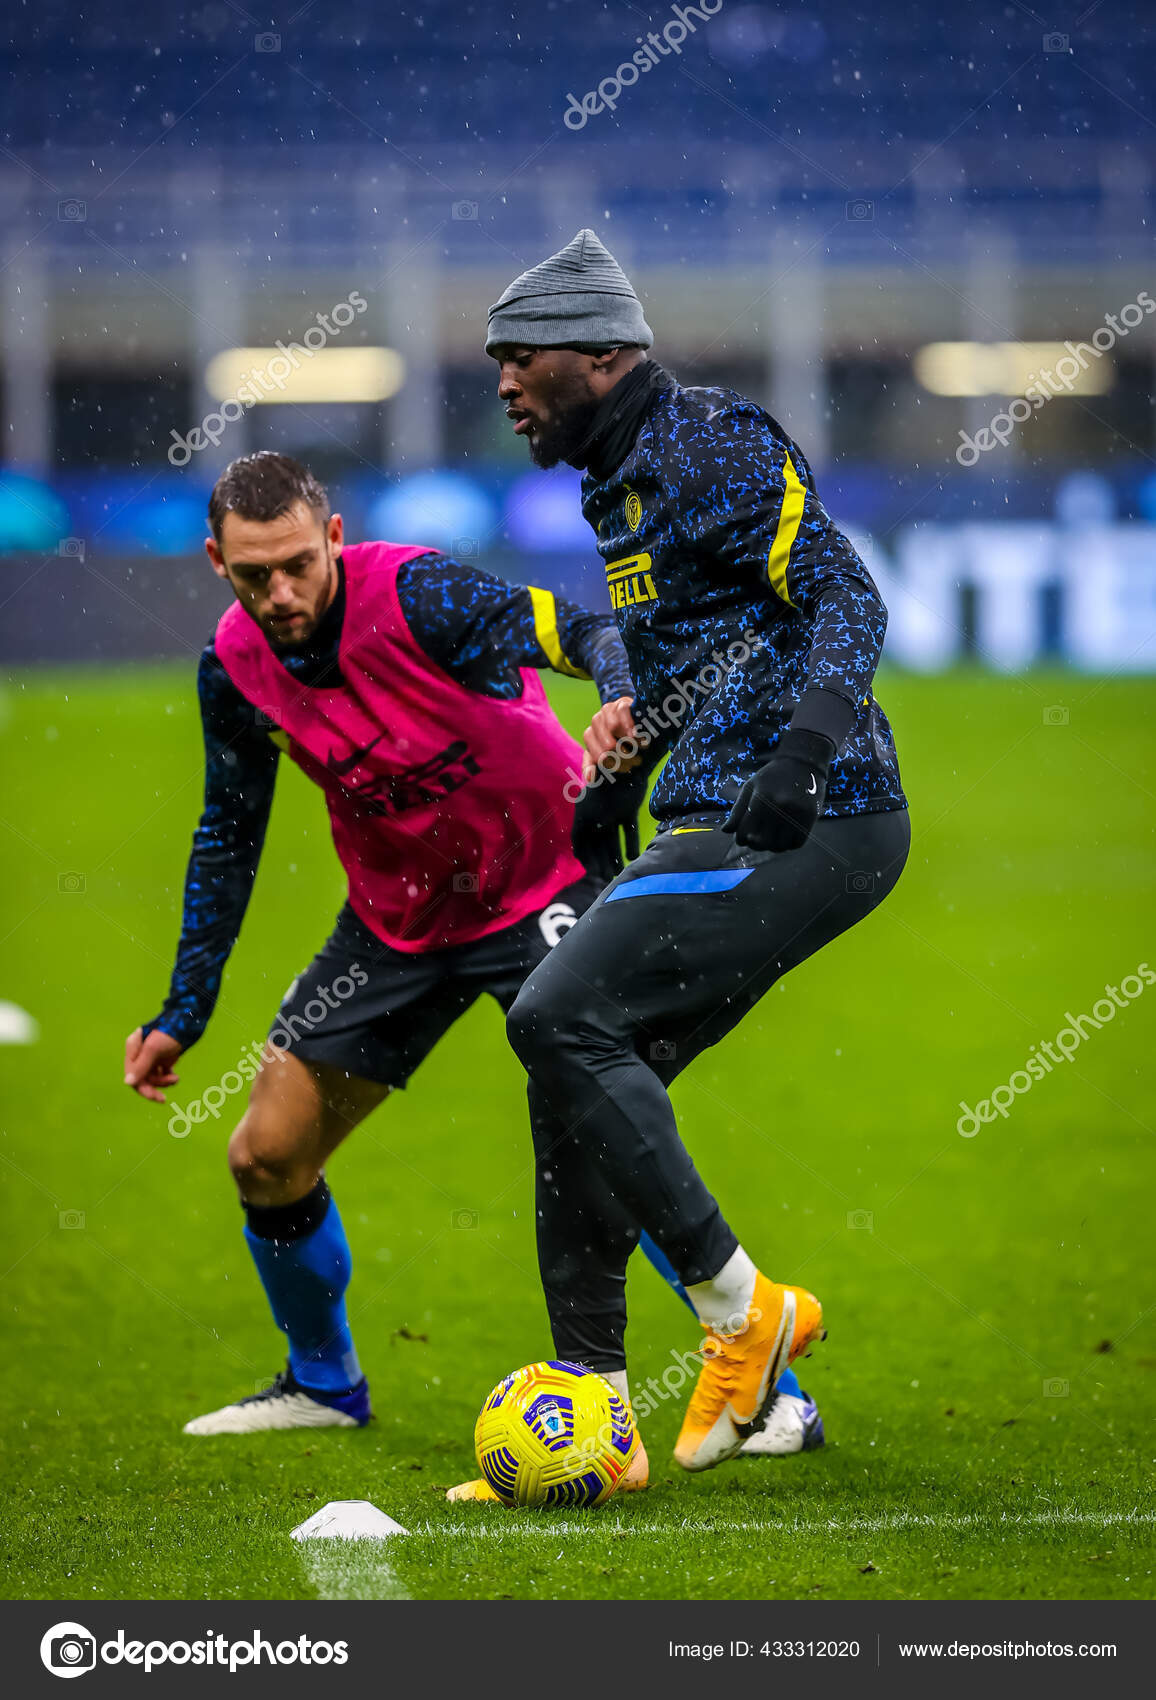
[474,1360,636,1507]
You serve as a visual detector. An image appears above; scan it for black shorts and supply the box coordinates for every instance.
[268,875,604,1087]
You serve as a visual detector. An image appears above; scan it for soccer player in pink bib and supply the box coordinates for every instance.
[124,451,639,1434]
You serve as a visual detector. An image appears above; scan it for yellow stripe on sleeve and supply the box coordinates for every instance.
[766,452,806,607]
[528,586,588,678]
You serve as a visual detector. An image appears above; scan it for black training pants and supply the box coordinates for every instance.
[506,809,911,1370]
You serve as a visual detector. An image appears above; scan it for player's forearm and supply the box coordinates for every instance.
[144,940,232,1050]
[142,648,277,1049]
[732,574,887,846]
[142,829,267,1048]
[791,578,887,752]
[566,619,635,704]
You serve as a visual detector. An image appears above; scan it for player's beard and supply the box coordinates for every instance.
[261,556,337,647]
[528,380,602,470]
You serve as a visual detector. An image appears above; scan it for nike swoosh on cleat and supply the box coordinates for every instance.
[730,1362,787,1439]
[728,1303,791,1440]
[806,774,817,795]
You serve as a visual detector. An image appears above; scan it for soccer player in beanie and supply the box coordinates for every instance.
[470,231,909,1482]
[124,451,644,1434]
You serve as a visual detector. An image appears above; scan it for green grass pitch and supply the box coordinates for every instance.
[1,663,1153,1601]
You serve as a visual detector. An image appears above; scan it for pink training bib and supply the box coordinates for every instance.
[214,540,586,952]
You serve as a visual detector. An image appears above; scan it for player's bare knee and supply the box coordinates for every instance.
[227,1114,312,1200]
[226,1120,263,1190]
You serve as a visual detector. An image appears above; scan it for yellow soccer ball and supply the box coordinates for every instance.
[474,1360,636,1508]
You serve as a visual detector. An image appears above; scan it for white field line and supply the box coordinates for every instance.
[294,1507,1155,1595]
[418,1508,1156,1540]
[298,1538,411,1601]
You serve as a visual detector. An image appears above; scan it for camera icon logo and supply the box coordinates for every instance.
[57,537,86,560]
[451,1207,480,1230]
[58,872,86,895]
[845,870,875,895]
[847,1209,874,1231]
[255,32,281,52]
[452,871,479,893]
[451,200,479,221]
[452,537,480,558]
[57,200,86,223]
[59,1210,85,1230]
[1042,705,1069,726]
[845,199,874,222]
[40,1622,96,1676]
[649,1039,678,1062]
[1043,32,1069,53]
[1042,1377,1069,1397]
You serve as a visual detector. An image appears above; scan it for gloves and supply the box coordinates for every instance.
[723,727,835,853]
[571,765,649,883]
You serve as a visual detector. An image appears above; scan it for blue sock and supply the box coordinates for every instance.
[638,1231,802,1399]
[639,1230,694,1312]
[243,1180,362,1395]
[774,1363,802,1399]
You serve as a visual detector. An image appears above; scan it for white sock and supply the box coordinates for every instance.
[602,1369,630,1405]
[686,1246,758,1333]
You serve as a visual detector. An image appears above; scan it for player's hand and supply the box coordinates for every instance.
[582,696,641,784]
[723,730,834,853]
[571,763,649,880]
[124,1026,184,1104]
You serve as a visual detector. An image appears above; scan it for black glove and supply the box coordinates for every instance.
[723,728,834,853]
[571,764,649,883]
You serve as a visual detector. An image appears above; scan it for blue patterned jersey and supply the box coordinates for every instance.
[580,378,906,824]
[143,553,633,1049]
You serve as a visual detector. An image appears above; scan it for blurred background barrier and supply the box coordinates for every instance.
[5,525,1156,670]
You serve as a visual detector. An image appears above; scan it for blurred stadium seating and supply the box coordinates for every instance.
[2,2,1154,665]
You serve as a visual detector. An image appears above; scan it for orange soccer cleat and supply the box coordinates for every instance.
[674,1272,825,1472]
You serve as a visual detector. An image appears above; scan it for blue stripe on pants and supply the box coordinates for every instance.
[605,869,753,901]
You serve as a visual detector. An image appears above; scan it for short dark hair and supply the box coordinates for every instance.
[208,452,330,543]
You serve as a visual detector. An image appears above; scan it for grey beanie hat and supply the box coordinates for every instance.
[485,229,653,354]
